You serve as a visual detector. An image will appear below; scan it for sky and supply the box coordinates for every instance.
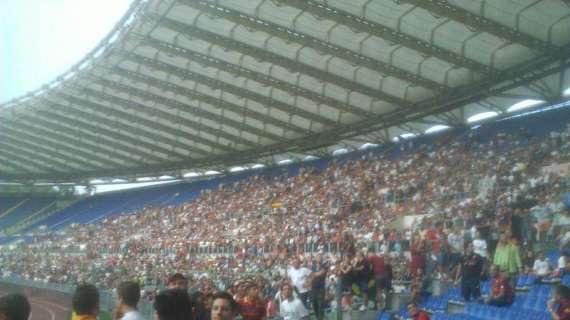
[0,0,132,103]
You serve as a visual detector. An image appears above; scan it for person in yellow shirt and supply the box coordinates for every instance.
[71,284,99,320]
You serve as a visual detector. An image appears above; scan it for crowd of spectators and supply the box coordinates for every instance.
[1,121,570,319]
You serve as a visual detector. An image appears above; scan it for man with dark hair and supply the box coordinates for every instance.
[455,243,484,302]
[211,292,238,320]
[154,289,193,320]
[167,273,188,291]
[72,283,99,320]
[115,281,144,320]
[0,294,31,320]
[407,303,430,320]
[548,284,570,320]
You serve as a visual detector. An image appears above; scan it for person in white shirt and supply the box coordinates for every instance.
[287,257,312,307]
[472,231,488,258]
[533,252,551,280]
[114,281,145,320]
[279,283,309,320]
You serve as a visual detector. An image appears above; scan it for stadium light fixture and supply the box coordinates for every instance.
[89,179,105,184]
[277,159,293,165]
[158,175,174,180]
[507,99,544,113]
[204,170,221,175]
[400,133,416,139]
[564,88,570,96]
[136,177,154,182]
[425,125,451,134]
[467,111,499,123]
[229,166,246,172]
[359,143,379,150]
[183,172,200,178]
[332,148,349,156]
[303,155,319,161]
[251,164,266,169]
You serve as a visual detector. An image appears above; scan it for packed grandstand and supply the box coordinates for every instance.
[2,0,570,320]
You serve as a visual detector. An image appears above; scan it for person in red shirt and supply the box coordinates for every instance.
[485,266,514,306]
[409,236,426,274]
[407,303,430,320]
[236,282,266,320]
[368,249,390,310]
[548,284,570,320]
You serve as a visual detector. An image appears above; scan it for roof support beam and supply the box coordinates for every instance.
[282,0,495,74]
[3,112,154,165]
[51,87,216,157]
[180,0,445,91]
[113,52,318,133]
[84,71,288,142]
[156,16,414,108]
[0,126,111,170]
[88,70,265,148]
[139,37,373,123]
[33,104,177,163]
[0,142,69,173]
[399,0,556,52]
[0,155,33,174]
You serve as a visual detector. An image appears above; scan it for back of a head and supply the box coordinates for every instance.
[154,289,193,320]
[72,283,99,316]
[0,294,30,320]
[557,284,570,300]
[118,281,141,308]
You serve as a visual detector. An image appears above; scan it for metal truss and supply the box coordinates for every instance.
[181,0,446,91]
[0,142,68,173]
[156,16,415,108]
[51,86,218,157]
[0,124,114,170]
[282,0,495,74]
[14,110,162,164]
[33,101,179,163]
[399,0,556,52]
[140,37,374,124]
[114,50,324,132]
[84,69,290,142]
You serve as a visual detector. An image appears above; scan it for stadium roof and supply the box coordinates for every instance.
[2,0,570,183]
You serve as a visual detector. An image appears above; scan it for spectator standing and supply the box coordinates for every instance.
[114,281,144,320]
[72,284,100,320]
[287,258,311,308]
[455,243,484,302]
[279,283,309,320]
[236,282,266,320]
[0,294,30,320]
[153,289,194,320]
[211,292,238,320]
[309,254,328,320]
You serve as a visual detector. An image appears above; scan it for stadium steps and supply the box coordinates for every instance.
[9,198,80,235]
[5,201,59,235]
[0,199,28,221]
